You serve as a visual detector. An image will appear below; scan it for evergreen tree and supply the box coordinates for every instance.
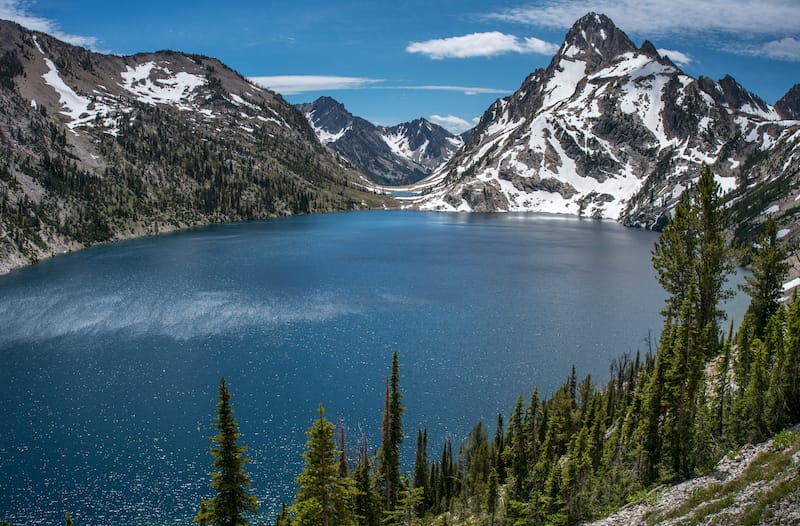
[492,414,506,484]
[742,216,789,337]
[354,434,380,526]
[694,165,734,337]
[274,503,291,526]
[379,351,404,513]
[652,165,732,339]
[412,428,428,516]
[65,513,74,526]
[485,469,499,526]
[651,191,697,321]
[196,378,258,526]
[385,477,423,526]
[505,395,527,498]
[338,419,349,478]
[292,405,355,526]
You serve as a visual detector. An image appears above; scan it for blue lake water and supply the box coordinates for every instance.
[0,211,747,525]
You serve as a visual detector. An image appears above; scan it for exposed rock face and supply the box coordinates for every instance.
[297,96,463,186]
[413,12,800,242]
[588,428,800,526]
[776,84,800,120]
[0,20,389,274]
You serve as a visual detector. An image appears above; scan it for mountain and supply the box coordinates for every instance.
[297,96,463,186]
[0,20,390,273]
[414,13,800,240]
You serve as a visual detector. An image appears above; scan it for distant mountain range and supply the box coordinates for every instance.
[409,13,799,243]
[0,20,390,273]
[1,12,799,274]
[297,96,464,186]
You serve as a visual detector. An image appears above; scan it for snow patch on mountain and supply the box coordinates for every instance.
[120,62,206,109]
[37,44,118,134]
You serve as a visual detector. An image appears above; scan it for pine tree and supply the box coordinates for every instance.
[742,216,789,337]
[338,419,349,478]
[506,395,527,498]
[385,477,423,526]
[492,414,506,484]
[354,434,380,526]
[292,405,355,526]
[379,351,404,513]
[274,503,291,526]
[485,469,500,526]
[694,165,733,337]
[412,428,428,516]
[65,513,74,526]
[196,377,258,526]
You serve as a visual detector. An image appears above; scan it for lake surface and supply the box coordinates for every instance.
[0,211,746,525]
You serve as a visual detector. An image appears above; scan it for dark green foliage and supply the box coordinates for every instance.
[289,405,355,526]
[412,428,428,517]
[379,351,404,513]
[353,434,380,526]
[485,469,499,526]
[741,216,789,337]
[196,378,258,526]
[64,512,74,526]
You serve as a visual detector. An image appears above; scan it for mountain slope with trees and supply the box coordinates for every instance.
[0,20,392,274]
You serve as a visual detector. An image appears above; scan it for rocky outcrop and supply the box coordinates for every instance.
[589,427,800,525]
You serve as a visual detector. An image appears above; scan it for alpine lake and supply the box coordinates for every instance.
[0,210,748,525]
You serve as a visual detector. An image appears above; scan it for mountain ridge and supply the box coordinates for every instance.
[297,96,463,186]
[409,12,800,244]
[0,19,392,274]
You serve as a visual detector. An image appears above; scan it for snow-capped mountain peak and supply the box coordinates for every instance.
[411,12,800,230]
[554,12,638,74]
[297,97,463,186]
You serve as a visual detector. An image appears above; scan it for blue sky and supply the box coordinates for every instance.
[1,0,798,133]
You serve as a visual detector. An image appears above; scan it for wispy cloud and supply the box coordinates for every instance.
[489,1,800,62]
[0,0,99,49]
[430,114,480,134]
[488,0,800,37]
[249,76,510,97]
[406,31,558,59]
[657,48,692,66]
[754,37,800,61]
[402,85,511,96]
[249,75,383,95]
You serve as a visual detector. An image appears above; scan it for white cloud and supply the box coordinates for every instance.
[249,75,383,95]
[403,85,511,96]
[430,114,480,134]
[406,31,558,59]
[489,0,800,36]
[0,0,99,49]
[657,48,692,66]
[757,37,800,61]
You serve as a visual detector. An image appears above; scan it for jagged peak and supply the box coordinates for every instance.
[639,40,660,59]
[554,12,638,72]
[776,83,800,120]
[718,74,771,114]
